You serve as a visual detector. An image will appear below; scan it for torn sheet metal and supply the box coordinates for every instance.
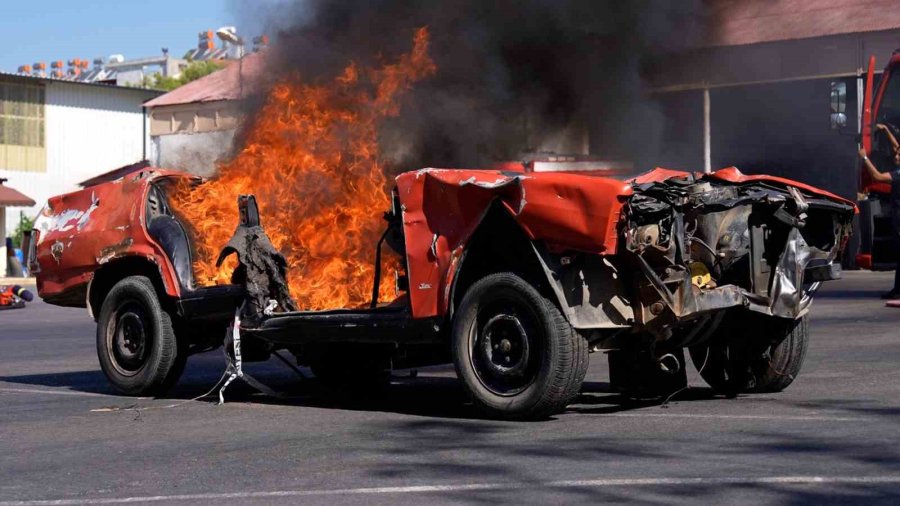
[625,167,854,335]
[395,168,633,319]
[216,195,297,326]
[217,224,298,325]
[632,166,856,208]
[769,228,811,319]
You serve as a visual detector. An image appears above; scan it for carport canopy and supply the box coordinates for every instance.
[1,178,36,277]
[0,178,35,207]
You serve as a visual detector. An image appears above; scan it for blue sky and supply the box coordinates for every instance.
[0,0,277,73]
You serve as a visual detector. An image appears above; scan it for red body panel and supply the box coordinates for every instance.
[35,165,850,319]
[862,55,878,192]
[395,169,633,319]
[34,169,189,305]
[862,53,895,195]
[630,167,692,184]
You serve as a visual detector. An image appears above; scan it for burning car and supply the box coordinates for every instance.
[27,164,853,419]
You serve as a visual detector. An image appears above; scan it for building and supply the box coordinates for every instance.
[90,26,251,87]
[615,0,900,268]
[17,53,187,88]
[13,29,267,88]
[0,73,160,234]
[145,52,265,176]
[642,0,900,198]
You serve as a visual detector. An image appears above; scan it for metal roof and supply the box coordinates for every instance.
[144,51,266,108]
[0,179,36,207]
[707,0,900,47]
[0,71,163,96]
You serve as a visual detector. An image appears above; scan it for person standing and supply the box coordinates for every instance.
[858,123,900,300]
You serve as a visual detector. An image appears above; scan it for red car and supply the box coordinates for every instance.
[27,166,854,419]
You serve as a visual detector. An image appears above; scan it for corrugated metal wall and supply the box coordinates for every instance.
[0,81,156,232]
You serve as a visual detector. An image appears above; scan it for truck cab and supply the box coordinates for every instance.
[857,51,900,269]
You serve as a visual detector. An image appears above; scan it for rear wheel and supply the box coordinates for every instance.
[451,272,588,420]
[96,276,184,396]
[689,315,808,395]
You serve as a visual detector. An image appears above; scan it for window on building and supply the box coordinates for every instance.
[0,80,46,172]
[150,111,173,136]
[173,111,195,133]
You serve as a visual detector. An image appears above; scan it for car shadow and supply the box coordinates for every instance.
[0,350,232,397]
[0,355,725,421]
[813,289,887,299]
[182,364,725,420]
[209,375,724,421]
[0,369,116,395]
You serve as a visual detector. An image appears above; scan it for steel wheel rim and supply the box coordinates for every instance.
[107,301,151,376]
[468,293,542,396]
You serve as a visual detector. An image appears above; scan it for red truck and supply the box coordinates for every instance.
[856,51,900,269]
[26,165,854,419]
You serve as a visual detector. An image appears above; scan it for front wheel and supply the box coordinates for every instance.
[451,272,588,420]
[689,315,808,395]
[96,276,184,396]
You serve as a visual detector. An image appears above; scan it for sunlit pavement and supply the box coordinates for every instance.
[2,271,900,504]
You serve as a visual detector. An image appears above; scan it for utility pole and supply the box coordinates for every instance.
[703,86,711,174]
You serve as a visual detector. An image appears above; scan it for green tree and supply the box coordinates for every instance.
[144,60,225,92]
[10,212,35,249]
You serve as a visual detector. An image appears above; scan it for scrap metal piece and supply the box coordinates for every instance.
[217,195,297,325]
[769,227,812,319]
[218,305,283,404]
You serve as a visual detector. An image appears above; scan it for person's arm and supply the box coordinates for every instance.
[875,123,900,150]
[859,147,893,183]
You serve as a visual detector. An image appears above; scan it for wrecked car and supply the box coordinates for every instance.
[28,165,854,419]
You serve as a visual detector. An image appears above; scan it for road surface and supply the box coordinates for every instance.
[2,271,900,504]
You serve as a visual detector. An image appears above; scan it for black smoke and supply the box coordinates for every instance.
[250,0,707,172]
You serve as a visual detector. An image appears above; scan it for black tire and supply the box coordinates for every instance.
[567,328,590,403]
[96,276,183,396]
[451,272,588,420]
[689,315,808,395]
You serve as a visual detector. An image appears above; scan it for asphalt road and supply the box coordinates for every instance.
[2,271,900,505]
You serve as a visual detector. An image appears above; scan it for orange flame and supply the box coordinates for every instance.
[172,28,436,310]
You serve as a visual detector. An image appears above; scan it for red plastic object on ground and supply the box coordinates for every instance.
[0,285,33,310]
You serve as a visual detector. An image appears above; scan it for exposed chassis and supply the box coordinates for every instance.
[228,171,852,346]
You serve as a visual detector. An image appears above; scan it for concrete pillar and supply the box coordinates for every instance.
[703,87,711,174]
[0,206,7,277]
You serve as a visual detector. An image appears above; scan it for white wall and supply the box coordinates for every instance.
[0,81,156,232]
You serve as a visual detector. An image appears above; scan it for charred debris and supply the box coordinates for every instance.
[622,171,853,342]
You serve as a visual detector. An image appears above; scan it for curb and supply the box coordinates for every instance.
[0,277,35,285]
